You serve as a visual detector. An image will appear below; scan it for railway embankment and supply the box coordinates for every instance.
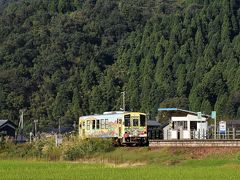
[149,139,240,147]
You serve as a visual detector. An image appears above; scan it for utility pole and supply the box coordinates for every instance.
[58,117,61,134]
[34,119,38,136]
[121,91,126,111]
[18,109,26,141]
[19,109,25,130]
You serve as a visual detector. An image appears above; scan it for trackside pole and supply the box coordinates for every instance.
[211,111,217,139]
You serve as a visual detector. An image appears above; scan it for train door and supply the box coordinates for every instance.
[81,120,85,137]
[117,119,122,138]
[78,120,82,137]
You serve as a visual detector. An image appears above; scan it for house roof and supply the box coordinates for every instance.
[0,120,8,127]
[227,120,240,125]
[147,120,161,126]
[158,108,211,118]
[0,120,17,128]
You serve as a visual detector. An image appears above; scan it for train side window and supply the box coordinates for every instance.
[101,119,105,129]
[96,120,100,129]
[92,120,95,129]
[105,119,108,129]
[140,115,146,126]
[83,122,85,127]
[87,120,90,130]
[124,114,130,127]
[133,119,139,126]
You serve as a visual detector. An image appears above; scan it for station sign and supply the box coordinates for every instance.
[219,121,226,134]
[211,111,216,119]
[197,112,202,120]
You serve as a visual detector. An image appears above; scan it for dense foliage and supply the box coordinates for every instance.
[0,137,114,160]
[0,0,240,131]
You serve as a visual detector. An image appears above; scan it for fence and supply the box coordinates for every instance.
[165,128,240,140]
[214,128,240,140]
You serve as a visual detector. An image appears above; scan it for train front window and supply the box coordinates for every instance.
[92,120,95,129]
[133,119,139,126]
[124,114,130,127]
[140,115,146,126]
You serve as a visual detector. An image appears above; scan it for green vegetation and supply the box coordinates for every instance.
[1,148,240,179]
[0,137,114,160]
[1,137,240,179]
[0,0,240,131]
[64,138,114,160]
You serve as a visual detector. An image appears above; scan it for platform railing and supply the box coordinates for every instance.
[165,128,240,140]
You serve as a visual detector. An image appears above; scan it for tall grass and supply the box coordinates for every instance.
[64,138,114,160]
[0,137,114,161]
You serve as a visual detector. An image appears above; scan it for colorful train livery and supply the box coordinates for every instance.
[79,111,147,145]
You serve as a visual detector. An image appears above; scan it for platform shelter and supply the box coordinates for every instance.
[158,108,211,140]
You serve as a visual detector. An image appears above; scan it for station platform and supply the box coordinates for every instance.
[149,139,240,147]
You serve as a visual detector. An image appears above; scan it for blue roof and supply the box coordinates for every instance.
[158,108,210,118]
[158,108,178,111]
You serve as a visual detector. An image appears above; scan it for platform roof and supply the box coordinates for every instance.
[158,108,211,118]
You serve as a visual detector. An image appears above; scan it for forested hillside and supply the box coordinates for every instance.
[0,0,240,130]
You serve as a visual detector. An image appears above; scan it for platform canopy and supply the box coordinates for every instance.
[158,108,210,118]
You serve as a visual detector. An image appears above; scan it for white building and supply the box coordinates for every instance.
[159,108,210,140]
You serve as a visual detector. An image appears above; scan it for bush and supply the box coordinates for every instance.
[43,145,62,161]
[64,138,114,161]
[0,142,38,159]
[0,137,56,159]
[0,136,115,161]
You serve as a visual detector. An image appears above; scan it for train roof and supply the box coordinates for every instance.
[80,111,146,118]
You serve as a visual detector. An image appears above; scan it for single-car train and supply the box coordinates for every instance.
[79,111,147,145]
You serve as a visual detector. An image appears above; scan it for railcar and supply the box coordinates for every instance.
[79,111,147,145]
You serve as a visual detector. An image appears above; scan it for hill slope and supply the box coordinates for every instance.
[0,0,240,130]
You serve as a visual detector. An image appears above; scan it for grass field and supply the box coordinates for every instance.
[0,159,240,180]
[1,147,240,180]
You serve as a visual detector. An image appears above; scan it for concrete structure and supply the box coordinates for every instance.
[158,108,210,140]
[149,139,240,147]
[163,124,170,140]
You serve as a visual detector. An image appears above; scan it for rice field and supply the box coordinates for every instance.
[1,159,240,180]
[1,147,240,179]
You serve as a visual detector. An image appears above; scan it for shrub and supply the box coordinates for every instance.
[64,138,114,161]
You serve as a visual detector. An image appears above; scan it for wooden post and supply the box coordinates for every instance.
[233,128,235,140]
[227,128,229,139]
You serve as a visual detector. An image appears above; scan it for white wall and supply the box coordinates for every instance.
[171,130,178,139]
[171,114,207,122]
[163,125,169,140]
[183,130,190,139]
[168,114,208,140]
